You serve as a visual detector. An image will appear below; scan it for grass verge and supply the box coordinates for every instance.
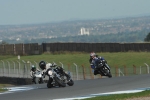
[0,84,13,93]
[83,90,150,100]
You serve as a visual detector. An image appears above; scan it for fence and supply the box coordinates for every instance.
[0,60,149,80]
[0,43,42,55]
[42,43,150,52]
[1,43,150,55]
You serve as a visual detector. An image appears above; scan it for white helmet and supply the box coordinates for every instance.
[90,52,96,57]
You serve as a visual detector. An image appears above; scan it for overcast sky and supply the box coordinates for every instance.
[0,0,150,25]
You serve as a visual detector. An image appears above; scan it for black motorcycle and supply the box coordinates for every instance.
[96,59,112,78]
[46,65,74,88]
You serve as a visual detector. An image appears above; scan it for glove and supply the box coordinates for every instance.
[102,60,107,63]
[52,63,57,67]
[42,72,46,78]
[91,64,95,69]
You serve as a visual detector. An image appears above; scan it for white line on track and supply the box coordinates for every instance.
[53,87,150,100]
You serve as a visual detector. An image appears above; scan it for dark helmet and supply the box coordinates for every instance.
[39,61,46,70]
[31,65,36,71]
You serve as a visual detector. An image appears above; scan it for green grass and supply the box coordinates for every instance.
[0,51,150,68]
[0,84,12,92]
[83,90,150,100]
[0,89,7,92]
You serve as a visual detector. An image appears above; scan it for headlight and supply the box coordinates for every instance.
[48,70,53,75]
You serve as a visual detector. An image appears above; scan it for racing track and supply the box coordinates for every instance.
[0,74,150,100]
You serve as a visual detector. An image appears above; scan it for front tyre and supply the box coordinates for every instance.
[47,78,53,88]
[35,77,39,84]
[53,76,66,87]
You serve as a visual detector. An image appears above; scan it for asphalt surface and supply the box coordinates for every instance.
[0,74,150,100]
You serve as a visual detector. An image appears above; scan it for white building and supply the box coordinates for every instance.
[80,27,89,35]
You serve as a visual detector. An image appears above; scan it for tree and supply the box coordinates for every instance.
[144,32,150,42]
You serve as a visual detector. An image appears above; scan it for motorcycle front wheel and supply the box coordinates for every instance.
[47,78,53,88]
[35,77,39,84]
[53,76,66,87]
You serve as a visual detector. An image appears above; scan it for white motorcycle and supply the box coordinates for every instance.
[32,71,44,84]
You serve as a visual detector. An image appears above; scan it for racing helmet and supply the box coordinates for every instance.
[39,61,46,70]
[31,65,36,71]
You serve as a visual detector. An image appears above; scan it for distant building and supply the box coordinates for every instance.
[16,38,20,41]
[80,27,89,35]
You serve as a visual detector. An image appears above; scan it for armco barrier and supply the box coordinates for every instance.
[0,77,32,85]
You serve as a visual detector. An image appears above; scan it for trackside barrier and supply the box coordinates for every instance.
[6,61,10,77]
[0,61,150,81]
[144,63,149,74]
[82,65,86,80]
[118,68,124,76]
[73,63,78,80]
[124,65,127,76]
[115,66,119,77]
[59,62,63,68]
[11,61,16,74]
[1,60,5,76]
[133,65,136,75]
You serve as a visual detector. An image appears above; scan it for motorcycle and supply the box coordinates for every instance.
[32,70,44,84]
[96,59,112,78]
[46,64,74,88]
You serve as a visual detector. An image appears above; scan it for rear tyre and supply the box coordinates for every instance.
[67,79,74,86]
[104,68,112,78]
[107,73,112,78]
[65,74,74,86]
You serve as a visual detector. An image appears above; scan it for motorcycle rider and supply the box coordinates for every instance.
[39,61,54,87]
[89,52,105,75]
[30,65,41,82]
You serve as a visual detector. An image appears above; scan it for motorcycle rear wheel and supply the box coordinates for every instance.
[67,79,74,86]
[104,68,112,78]
[107,72,112,78]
